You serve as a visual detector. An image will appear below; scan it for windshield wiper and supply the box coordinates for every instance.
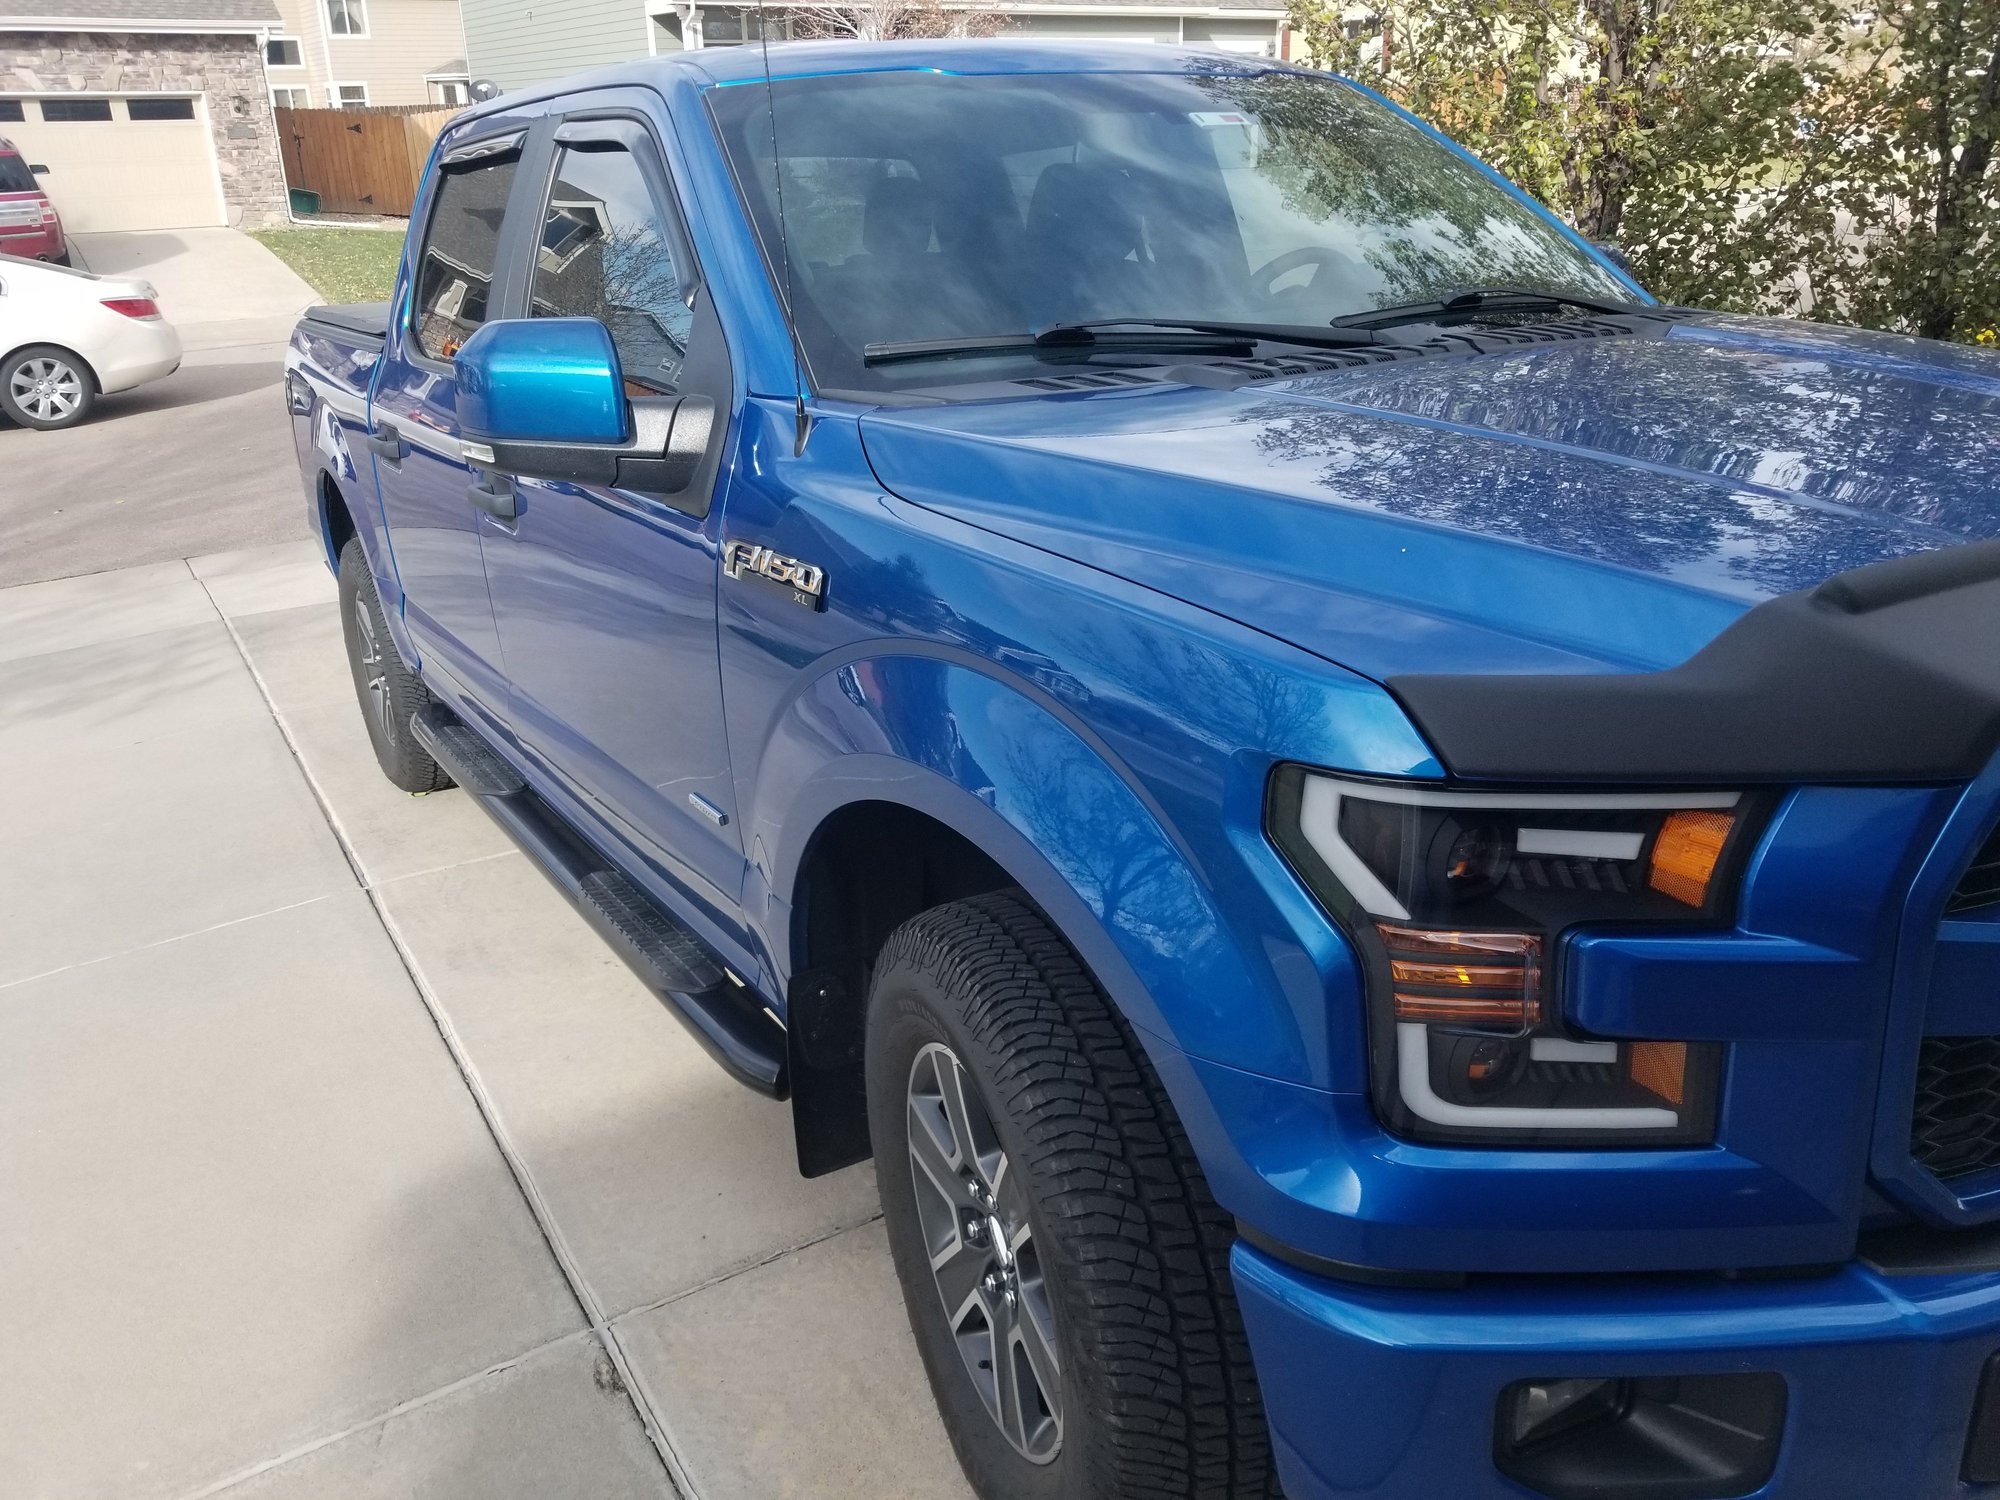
[862,316,1386,367]
[863,329,1255,366]
[1330,286,1647,330]
[1036,318,1383,351]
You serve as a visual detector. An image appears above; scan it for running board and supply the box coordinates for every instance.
[410,705,787,1097]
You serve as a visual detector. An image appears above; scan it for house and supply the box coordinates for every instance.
[459,0,1290,95]
[263,0,470,108]
[1,0,290,230]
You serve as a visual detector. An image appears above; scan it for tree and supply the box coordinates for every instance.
[790,0,1007,41]
[1287,0,1999,342]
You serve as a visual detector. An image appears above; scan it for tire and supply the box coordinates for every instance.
[336,537,452,793]
[1,344,95,430]
[867,890,1280,1500]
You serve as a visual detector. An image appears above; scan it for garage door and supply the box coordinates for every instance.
[0,96,224,232]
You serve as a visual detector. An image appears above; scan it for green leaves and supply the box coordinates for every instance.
[1285,0,1999,342]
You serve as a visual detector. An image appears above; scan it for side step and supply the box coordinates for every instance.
[410,705,787,1097]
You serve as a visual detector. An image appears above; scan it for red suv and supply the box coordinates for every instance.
[0,137,66,265]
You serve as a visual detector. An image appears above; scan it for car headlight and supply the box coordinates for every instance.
[1269,767,1763,1147]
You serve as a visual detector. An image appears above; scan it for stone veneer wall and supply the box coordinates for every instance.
[1,31,289,228]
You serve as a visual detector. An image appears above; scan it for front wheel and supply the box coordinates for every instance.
[1,344,95,429]
[867,891,1280,1500]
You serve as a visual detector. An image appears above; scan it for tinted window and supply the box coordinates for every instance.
[530,142,697,396]
[412,149,519,361]
[711,71,1633,393]
[0,101,23,122]
[0,153,32,193]
[128,98,196,121]
[40,99,113,123]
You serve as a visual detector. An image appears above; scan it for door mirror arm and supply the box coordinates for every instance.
[478,395,715,495]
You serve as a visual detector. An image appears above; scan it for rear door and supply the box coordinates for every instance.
[478,106,744,911]
[369,122,542,715]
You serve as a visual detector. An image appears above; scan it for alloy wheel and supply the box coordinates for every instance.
[353,597,391,741]
[906,1041,1063,1463]
[9,357,84,424]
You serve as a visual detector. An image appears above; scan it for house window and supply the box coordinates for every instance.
[266,37,303,66]
[40,98,115,122]
[272,86,310,109]
[127,97,197,120]
[430,78,471,106]
[0,101,24,122]
[326,0,368,36]
[335,83,370,109]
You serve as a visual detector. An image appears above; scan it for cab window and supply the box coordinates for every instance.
[412,148,519,361]
[530,141,697,396]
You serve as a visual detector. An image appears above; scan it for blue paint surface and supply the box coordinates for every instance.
[276,42,2000,1498]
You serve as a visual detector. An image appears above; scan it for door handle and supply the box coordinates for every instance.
[467,471,518,523]
[364,422,404,462]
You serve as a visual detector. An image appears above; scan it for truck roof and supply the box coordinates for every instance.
[466,39,1294,117]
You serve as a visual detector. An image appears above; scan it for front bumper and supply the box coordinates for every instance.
[1236,1241,2000,1499]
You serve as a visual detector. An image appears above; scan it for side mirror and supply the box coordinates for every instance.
[28,163,49,175]
[455,316,712,493]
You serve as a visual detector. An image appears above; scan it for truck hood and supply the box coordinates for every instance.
[858,314,2000,678]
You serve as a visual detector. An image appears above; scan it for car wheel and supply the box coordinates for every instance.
[337,536,453,794]
[1,345,96,430]
[867,890,1280,1500]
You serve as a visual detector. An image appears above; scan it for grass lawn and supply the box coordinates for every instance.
[250,226,404,305]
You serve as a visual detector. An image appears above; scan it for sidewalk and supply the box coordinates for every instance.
[0,542,973,1500]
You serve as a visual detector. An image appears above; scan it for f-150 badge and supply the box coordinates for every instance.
[724,541,826,610]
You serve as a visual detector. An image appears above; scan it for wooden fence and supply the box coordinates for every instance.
[276,103,464,217]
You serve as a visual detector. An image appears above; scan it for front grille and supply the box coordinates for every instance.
[1914,1037,2000,1180]
[1949,825,2000,914]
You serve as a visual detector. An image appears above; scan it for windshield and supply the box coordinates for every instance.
[0,153,37,194]
[709,67,1634,394]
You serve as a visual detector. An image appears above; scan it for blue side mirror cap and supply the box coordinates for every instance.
[455,317,629,447]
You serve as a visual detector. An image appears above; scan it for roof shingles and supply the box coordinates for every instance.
[0,0,281,27]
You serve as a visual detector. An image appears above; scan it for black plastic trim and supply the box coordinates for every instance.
[1235,1221,1469,1288]
[1388,541,2000,784]
[409,705,788,1096]
[1860,1219,2000,1277]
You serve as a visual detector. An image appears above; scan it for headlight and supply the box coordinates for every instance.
[1269,767,1764,1147]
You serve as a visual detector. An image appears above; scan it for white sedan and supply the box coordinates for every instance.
[0,252,182,430]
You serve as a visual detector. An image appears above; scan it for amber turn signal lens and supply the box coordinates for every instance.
[1648,810,1734,907]
[1628,1040,1687,1106]
[1377,923,1542,1029]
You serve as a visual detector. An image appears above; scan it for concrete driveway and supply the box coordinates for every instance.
[0,542,976,1500]
[0,230,317,587]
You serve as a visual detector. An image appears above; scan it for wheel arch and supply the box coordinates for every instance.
[760,652,1311,1179]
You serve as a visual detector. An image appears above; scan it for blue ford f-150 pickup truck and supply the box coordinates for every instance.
[284,39,2000,1500]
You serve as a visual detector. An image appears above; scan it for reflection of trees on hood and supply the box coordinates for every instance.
[1186,69,1625,309]
[1306,332,2000,539]
[1231,387,1942,598]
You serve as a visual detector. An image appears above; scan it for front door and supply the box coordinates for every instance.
[479,113,744,912]
[370,126,537,714]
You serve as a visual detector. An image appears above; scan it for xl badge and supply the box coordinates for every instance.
[724,540,826,611]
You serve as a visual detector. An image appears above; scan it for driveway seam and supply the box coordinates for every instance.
[0,893,336,995]
[167,1328,604,1500]
[198,564,698,1500]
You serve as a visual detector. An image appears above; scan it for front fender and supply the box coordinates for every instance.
[750,651,1321,1084]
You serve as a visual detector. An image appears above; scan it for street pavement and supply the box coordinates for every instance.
[0,230,317,587]
[0,543,978,1496]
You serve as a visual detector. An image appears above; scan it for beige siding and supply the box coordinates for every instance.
[326,0,471,104]
[462,0,647,90]
[273,0,468,106]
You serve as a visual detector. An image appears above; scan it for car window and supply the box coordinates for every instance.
[412,148,519,362]
[0,154,33,193]
[530,141,697,397]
